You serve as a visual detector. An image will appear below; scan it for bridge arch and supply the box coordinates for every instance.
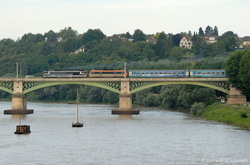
[130,81,230,94]
[23,81,120,94]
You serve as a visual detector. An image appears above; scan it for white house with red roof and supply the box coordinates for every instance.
[179,36,192,49]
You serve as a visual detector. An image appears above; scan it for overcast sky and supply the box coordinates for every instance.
[0,0,249,40]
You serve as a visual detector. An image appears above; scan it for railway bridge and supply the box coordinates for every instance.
[0,77,246,115]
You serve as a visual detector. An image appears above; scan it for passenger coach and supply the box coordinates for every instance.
[190,69,226,77]
[129,70,189,77]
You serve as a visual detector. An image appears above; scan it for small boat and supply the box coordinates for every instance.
[72,90,83,127]
[14,125,31,134]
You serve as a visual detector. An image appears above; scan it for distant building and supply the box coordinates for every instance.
[238,36,250,48]
[242,36,250,47]
[68,45,87,55]
[146,36,157,44]
[179,36,192,49]
[204,36,218,44]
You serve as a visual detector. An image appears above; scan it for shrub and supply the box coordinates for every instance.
[190,102,206,115]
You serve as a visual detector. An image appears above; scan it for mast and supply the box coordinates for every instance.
[124,62,127,78]
[76,89,79,123]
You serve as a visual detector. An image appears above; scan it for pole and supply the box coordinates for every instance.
[124,62,127,78]
[16,62,19,80]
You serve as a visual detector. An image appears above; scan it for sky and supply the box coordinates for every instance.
[0,0,249,40]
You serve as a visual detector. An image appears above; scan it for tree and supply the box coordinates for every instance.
[198,27,204,36]
[81,29,106,45]
[225,50,250,96]
[172,33,182,46]
[153,32,173,58]
[205,25,214,36]
[213,26,219,36]
[40,42,52,55]
[44,30,57,42]
[190,102,206,115]
[132,29,146,42]
[58,27,78,39]
[238,50,250,96]
[219,31,238,52]
[169,46,183,61]
[125,32,132,38]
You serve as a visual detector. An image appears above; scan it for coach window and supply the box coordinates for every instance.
[173,72,176,75]
[216,72,220,74]
[207,72,210,74]
[155,72,158,75]
[198,72,201,74]
[212,72,215,74]
[222,72,225,75]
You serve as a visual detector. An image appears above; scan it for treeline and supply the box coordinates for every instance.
[0,26,242,111]
[0,26,238,77]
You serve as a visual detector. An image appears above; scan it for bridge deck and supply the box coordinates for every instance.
[0,77,228,82]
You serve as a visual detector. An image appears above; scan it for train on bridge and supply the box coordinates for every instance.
[43,69,226,78]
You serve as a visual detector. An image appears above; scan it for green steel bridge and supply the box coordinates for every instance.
[0,77,230,94]
[1,77,245,115]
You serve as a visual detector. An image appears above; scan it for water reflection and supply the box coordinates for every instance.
[11,114,27,122]
[118,114,132,120]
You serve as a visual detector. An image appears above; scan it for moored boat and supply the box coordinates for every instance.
[72,89,83,127]
[14,125,31,134]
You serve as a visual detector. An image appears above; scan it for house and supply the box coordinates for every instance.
[242,36,250,47]
[68,45,87,55]
[238,36,250,48]
[146,36,157,44]
[204,36,218,44]
[74,45,87,54]
[179,36,192,49]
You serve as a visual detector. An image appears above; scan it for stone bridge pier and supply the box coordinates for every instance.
[227,86,246,104]
[4,80,33,114]
[112,79,139,115]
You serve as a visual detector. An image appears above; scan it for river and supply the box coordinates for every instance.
[0,101,249,165]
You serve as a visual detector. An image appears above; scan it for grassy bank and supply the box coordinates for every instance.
[202,103,250,130]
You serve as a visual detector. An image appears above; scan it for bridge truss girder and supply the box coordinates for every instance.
[0,81,14,93]
[22,81,121,94]
[130,81,230,94]
[0,80,230,95]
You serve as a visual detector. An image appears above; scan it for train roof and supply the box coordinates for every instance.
[129,69,189,71]
[90,70,126,72]
[189,69,225,71]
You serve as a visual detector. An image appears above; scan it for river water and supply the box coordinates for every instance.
[0,101,249,165]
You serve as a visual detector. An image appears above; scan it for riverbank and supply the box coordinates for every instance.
[202,103,250,130]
